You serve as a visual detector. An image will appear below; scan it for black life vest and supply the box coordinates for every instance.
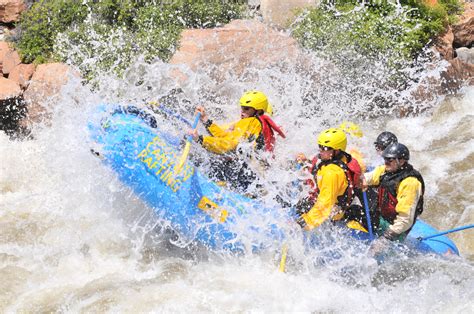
[377,164,425,223]
[255,115,286,152]
[310,152,362,210]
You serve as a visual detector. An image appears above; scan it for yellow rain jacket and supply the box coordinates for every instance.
[202,117,262,154]
[364,165,423,235]
[301,158,349,230]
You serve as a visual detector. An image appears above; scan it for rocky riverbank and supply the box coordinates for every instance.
[0,0,473,137]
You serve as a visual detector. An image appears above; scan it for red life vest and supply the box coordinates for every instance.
[305,152,362,209]
[256,115,286,152]
[377,164,425,223]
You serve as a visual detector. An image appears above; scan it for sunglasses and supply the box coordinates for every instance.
[241,106,254,111]
[319,145,333,151]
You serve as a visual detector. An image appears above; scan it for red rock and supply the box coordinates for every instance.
[0,41,12,73]
[260,0,316,28]
[9,63,36,89]
[453,1,474,48]
[2,48,20,75]
[22,63,79,127]
[440,58,474,92]
[433,26,454,60]
[0,0,26,23]
[0,76,21,99]
[423,0,438,7]
[170,19,302,83]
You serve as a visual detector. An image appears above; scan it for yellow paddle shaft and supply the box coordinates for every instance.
[278,243,288,273]
[175,141,191,174]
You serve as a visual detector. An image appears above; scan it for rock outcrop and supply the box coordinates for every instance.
[1,40,79,135]
[21,63,79,129]
[170,19,309,84]
[452,1,474,48]
[0,1,473,135]
[431,1,474,95]
[0,0,26,23]
[260,0,317,28]
[171,19,300,68]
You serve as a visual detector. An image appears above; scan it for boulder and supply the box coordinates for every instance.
[0,76,24,135]
[411,55,474,103]
[440,58,474,92]
[260,0,317,28]
[9,63,36,89]
[170,19,304,83]
[452,1,474,48]
[0,40,12,73]
[1,48,20,75]
[0,76,21,99]
[433,26,454,60]
[22,63,79,127]
[0,0,26,23]
[423,0,438,7]
[455,47,474,64]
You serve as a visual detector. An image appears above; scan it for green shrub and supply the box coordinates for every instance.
[292,0,462,66]
[14,0,87,63]
[13,0,247,79]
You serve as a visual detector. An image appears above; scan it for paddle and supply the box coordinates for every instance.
[362,191,374,241]
[418,224,474,241]
[174,112,201,174]
[148,101,193,126]
[278,243,289,272]
[339,121,363,138]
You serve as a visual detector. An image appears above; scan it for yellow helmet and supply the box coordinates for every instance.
[317,128,347,151]
[239,90,273,115]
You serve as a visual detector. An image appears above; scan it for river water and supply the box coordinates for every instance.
[1,48,473,311]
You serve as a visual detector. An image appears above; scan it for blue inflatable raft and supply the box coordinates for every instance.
[88,105,460,256]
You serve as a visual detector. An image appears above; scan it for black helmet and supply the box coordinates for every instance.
[382,143,410,160]
[374,131,398,151]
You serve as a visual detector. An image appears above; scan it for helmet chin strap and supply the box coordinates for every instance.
[332,150,342,160]
[393,158,408,172]
[255,110,265,117]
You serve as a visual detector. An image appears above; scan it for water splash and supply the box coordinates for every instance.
[1,21,473,312]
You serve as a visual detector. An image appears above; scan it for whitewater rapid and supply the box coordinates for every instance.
[0,58,473,311]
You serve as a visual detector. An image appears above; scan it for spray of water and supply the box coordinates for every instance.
[1,11,473,311]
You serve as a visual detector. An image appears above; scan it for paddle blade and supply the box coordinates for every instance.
[339,121,363,138]
[175,141,191,174]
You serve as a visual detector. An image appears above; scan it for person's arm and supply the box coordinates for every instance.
[299,165,347,230]
[201,117,261,154]
[384,177,422,238]
[363,165,385,186]
[195,106,233,137]
[206,121,233,137]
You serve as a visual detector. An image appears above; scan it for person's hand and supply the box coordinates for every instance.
[187,129,199,141]
[296,153,307,164]
[195,106,208,123]
[360,175,368,191]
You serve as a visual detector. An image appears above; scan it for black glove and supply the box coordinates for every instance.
[295,197,314,216]
[204,119,213,129]
[295,215,307,229]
